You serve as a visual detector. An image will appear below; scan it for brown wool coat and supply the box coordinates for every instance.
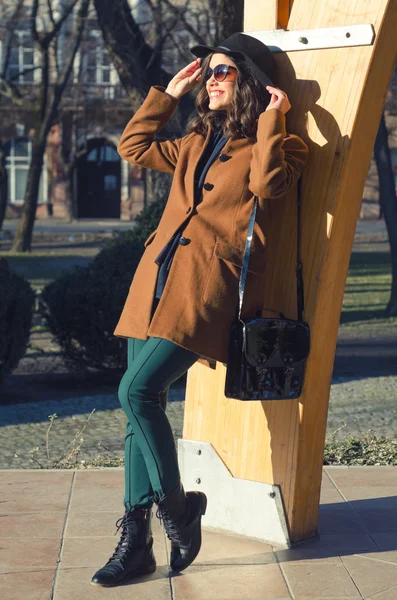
[114,85,309,365]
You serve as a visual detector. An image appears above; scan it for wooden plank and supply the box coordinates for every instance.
[286,0,397,542]
[244,0,279,30]
[184,0,397,543]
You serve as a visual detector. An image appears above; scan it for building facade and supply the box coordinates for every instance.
[0,1,395,221]
[0,0,211,221]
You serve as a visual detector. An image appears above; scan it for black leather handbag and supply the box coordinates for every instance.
[224,179,310,401]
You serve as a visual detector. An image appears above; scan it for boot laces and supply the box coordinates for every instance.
[155,505,181,544]
[107,511,141,565]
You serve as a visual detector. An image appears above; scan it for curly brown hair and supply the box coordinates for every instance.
[187,53,272,139]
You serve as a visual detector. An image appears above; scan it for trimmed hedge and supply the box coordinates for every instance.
[40,239,143,371]
[0,268,35,382]
[41,198,167,371]
[133,196,166,244]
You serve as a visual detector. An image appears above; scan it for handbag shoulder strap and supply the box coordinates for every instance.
[238,178,305,321]
[237,197,258,320]
[296,177,304,321]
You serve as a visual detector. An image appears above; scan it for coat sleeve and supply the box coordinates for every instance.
[117,86,185,174]
[248,108,309,200]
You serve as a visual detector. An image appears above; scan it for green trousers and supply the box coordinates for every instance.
[118,318,200,510]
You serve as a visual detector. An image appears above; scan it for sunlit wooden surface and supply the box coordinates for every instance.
[184,0,397,543]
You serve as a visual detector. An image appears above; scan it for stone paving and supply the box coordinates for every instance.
[2,467,397,600]
[0,389,183,469]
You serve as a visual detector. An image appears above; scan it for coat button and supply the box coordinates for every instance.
[219,153,229,162]
[203,182,214,191]
[186,207,192,214]
[179,236,191,246]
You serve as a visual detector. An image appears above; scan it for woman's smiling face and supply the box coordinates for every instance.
[206,53,238,112]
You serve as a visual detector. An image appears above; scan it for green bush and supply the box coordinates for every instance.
[41,252,139,371]
[41,198,167,371]
[133,197,166,243]
[0,269,35,382]
[92,229,144,277]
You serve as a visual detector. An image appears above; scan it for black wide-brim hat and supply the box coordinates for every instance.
[190,32,275,89]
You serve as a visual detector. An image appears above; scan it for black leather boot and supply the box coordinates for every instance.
[155,480,207,572]
[91,506,156,587]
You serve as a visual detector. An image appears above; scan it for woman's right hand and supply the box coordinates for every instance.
[165,59,202,100]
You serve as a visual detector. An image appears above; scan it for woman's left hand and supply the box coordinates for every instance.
[265,86,291,114]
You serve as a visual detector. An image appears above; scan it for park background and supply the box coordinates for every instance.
[1,0,397,470]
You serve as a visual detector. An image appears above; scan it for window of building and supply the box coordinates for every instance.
[86,45,111,84]
[5,137,47,204]
[82,30,118,97]
[87,145,119,162]
[6,31,38,84]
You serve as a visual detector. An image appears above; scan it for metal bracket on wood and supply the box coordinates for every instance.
[178,439,292,547]
[245,24,375,52]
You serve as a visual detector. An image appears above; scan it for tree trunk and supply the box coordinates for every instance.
[9,0,89,251]
[11,132,46,252]
[93,0,195,129]
[374,111,397,316]
[63,164,76,221]
[0,142,8,232]
[215,0,244,41]
[93,0,243,208]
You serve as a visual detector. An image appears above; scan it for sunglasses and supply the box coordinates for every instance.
[204,64,238,83]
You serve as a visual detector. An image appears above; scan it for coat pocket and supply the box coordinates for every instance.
[202,239,266,310]
[214,239,265,274]
[143,229,158,248]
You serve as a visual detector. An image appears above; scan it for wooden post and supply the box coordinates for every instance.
[182,0,397,544]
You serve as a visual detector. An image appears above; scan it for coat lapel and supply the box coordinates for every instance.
[186,126,212,205]
[183,128,254,210]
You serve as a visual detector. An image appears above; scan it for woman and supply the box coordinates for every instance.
[91,33,308,587]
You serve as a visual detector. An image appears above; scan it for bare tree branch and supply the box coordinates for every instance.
[30,0,40,44]
[374,112,397,316]
[41,0,80,48]
[144,0,182,72]
[93,0,196,124]
[40,49,49,121]
[155,11,182,51]
[214,0,243,41]
[94,0,165,100]
[1,0,25,79]
[0,76,31,108]
[51,0,90,113]
[11,0,91,252]
[161,0,208,46]
[47,0,60,74]
[7,65,40,83]
[47,0,56,26]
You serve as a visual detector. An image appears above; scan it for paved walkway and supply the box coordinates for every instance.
[1,467,397,599]
[2,218,136,234]
[2,216,386,235]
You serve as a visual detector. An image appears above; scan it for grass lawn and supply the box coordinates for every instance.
[2,240,103,290]
[340,250,397,334]
[3,253,93,289]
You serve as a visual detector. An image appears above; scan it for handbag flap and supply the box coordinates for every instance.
[244,318,310,368]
